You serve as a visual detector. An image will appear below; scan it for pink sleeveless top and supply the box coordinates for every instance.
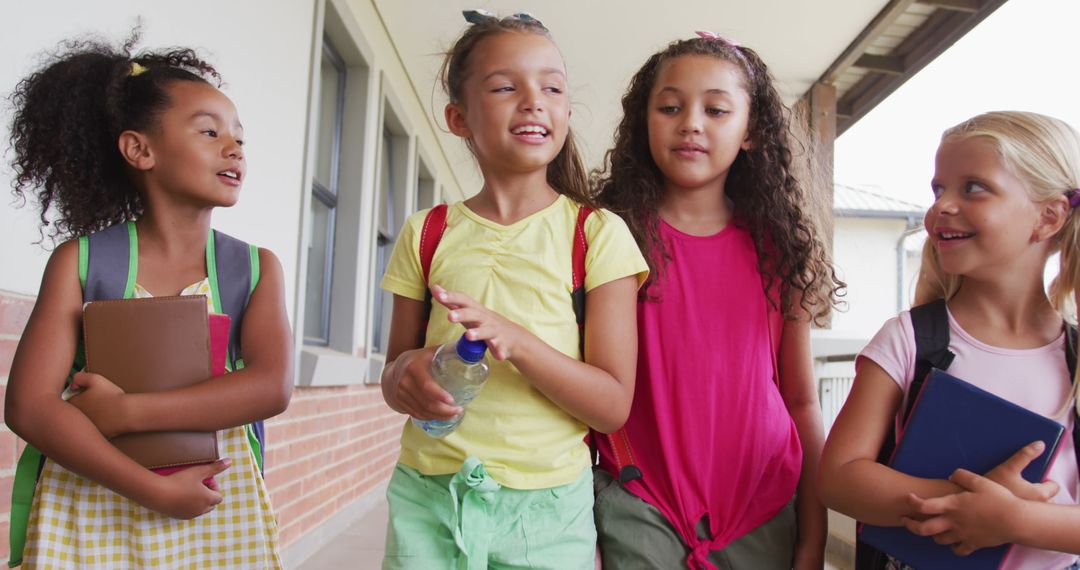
[597,220,801,569]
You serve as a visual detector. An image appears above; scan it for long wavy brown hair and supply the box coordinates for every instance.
[593,37,844,322]
[438,14,594,208]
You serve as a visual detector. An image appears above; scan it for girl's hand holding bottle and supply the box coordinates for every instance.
[433,284,528,361]
[383,345,461,422]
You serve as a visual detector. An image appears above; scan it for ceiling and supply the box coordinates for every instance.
[371,0,1003,197]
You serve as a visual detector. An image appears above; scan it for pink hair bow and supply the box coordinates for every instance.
[694,31,754,79]
[695,30,741,47]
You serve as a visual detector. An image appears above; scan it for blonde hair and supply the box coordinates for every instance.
[915,111,1080,411]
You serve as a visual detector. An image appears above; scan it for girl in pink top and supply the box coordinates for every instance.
[593,34,845,569]
[821,111,1080,570]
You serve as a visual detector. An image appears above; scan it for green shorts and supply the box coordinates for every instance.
[383,457,596,570]
[594,467,797,569]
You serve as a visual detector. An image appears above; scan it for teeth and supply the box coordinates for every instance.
[220,171,239,179]
[940,232,972,239]
[512,125,547,135]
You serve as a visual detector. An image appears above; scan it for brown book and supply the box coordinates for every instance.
[82,295,219,469]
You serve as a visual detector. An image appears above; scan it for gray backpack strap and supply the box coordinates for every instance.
[84,221,136,302]
[210,229,254,368]
[208,229,264,471]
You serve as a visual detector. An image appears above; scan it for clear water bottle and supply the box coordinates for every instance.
[412,334,490,438]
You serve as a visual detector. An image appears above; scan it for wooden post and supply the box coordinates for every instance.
[795,81,837,327]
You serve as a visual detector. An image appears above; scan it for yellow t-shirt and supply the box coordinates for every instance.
[381,195,649,489]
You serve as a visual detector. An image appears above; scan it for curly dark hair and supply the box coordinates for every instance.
[593,37,844,323]
[438,14,595,208]
[8,30,221,243]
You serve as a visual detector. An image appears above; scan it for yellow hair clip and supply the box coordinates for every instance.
[129,62,148,77]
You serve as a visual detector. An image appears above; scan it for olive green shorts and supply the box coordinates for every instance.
[593,467,797,569]
[383,457,596,570]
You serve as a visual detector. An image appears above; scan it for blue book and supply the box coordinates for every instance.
[858,368,1066,569]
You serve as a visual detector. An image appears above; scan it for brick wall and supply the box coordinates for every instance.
[0,292,34,563]
[0,289,401,562]
[265,385,400,548]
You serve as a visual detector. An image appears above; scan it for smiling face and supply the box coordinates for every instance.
[138,80,246,208]
[646,54,751,195]
[444,31,569,177]
[926,136,1049,279]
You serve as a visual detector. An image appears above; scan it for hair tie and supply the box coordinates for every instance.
[462,9,546,30]
[1067,189,1080,209]
[694,31,755,80]
[695,31,741,48]
[129,62,148,77]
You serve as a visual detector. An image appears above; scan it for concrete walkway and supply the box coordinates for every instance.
[292,494,853,569]
[295,498,388,570]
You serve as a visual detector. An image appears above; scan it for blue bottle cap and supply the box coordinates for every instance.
[456,334,488,363]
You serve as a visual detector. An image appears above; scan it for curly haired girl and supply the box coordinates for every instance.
[592,33,844,570]
[6,32,290,568]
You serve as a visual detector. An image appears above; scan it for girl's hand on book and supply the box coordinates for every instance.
[67,371,129,438]
[148,459,230,519]
[389,346,461,421]
[432,284,527,361]
[984,441,1060,501]
[901,469,1028,556]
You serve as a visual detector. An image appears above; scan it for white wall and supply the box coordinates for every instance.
[831,217,915,337]
[0,0,317,313]
[1,1,465,357]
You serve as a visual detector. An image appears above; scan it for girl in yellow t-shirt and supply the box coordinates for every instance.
[378,10,647,569]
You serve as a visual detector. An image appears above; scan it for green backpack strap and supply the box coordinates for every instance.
[206,232,264,472]
[8,445,43,567]
[8,231,111,567]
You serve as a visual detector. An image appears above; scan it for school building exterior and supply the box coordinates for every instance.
[0,1,1004,566]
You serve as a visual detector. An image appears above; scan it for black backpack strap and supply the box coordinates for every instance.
[905,299,955,421]
[858,299,955,570]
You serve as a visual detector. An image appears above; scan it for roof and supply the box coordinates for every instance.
[822,0,1008,135]
[372,0,1001,199]
[834,184,925,219]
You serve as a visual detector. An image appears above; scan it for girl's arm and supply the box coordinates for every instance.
[379,294,460,421]
[819,358,967,524]
[71,248,293,434]
[777,316,827,569]
[903,466,1080,556]
[433,275,639,433]
[6,241,228,519]
[819,358,1056,525]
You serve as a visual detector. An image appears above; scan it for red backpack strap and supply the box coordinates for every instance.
[575,207,645,484]
[571,206,593,336]
[607,430,644,483]
[419,204,449,341]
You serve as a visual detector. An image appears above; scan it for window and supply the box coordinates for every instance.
[372,127,396,354]
[303,40,347,346]
[417,157,436,210]
[370,105,412,357]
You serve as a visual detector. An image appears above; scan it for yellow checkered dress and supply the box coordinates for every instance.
[22,281,283,569]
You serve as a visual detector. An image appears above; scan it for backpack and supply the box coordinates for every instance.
[855,298,1080,569]
[8,221,264,567]
[418,203,593,347]
[418,203,615,448]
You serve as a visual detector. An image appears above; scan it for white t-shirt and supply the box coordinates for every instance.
[860,307,1079,570]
